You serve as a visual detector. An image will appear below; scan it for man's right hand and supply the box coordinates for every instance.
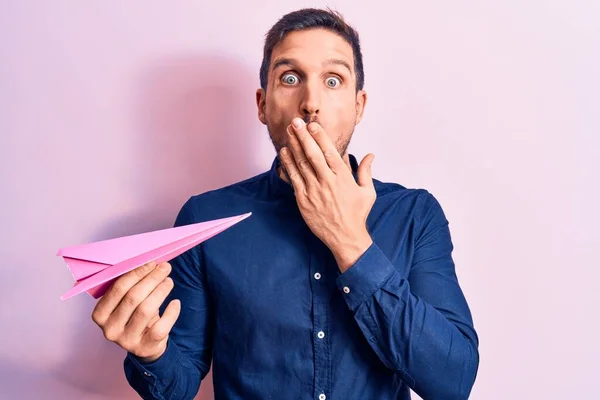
[91,261,181,363]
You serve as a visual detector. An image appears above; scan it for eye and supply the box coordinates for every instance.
[282,73,299,85]
[326,77,341,88]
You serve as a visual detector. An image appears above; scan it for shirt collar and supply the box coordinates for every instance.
[268,153,360,198]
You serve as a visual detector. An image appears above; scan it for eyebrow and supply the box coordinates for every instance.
[323,58,353,75]
[271,57,353,75]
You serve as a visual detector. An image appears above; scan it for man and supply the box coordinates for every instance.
[92,8,479,400]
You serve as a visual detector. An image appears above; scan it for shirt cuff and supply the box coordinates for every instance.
[126,337,180,385]
[336,241,396,311]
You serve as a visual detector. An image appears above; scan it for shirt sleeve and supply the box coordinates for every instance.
[336,191,479,400]
[123,197,214,400]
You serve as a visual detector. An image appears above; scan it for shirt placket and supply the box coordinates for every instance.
[308,234,332,400]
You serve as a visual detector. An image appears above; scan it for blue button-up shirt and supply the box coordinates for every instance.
[123,154,479,400]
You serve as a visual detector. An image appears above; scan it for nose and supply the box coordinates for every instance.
[300,80,321,117]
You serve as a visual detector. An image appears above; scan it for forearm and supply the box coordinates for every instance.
[122,197,214,399]
[337,243,479,400]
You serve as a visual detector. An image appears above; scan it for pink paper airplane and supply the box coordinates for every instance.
[57,212,252,300]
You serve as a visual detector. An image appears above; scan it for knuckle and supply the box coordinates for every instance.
[122,292,140,308]
[320,175,333,186]
[135,303,155,320]
[135,265,151,278]
[144,261,156,270]
[103,327,120,342]
[307,154,318,163]
[91,311,103,326]
[323,149,336,158]
[299,158,311,170]
[111,279,130,296]
[148,326,165,342]
[150,267,168,282]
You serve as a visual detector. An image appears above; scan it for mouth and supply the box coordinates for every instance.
[301,115,319,125]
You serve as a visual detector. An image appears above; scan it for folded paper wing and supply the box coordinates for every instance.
[57,212,252,300]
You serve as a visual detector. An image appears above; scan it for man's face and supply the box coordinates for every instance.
[256,28,367,159]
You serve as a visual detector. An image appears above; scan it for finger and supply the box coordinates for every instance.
[144,299,181,344]
[124,276,175,337]
[147,314,160,330]
[279,146,305,193]
[305,121,346,175]
[291,118,334,181]
[104,262,172,333]
[287,122,318,185]
[358,153,376,188]
[92,261,159,327]
[343,155,352,171]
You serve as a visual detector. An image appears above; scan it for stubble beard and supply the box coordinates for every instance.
[266,114,355,161]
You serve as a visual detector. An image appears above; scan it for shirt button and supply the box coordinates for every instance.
[343,286,350,294]
[317,331,325,339]
[314,272,321,280]
[319,394,326,400]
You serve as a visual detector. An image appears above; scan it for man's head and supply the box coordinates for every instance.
[256,8,367,160]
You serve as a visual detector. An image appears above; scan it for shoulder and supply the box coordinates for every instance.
[372,178,450,236]
[374,178,444,213]
[175,171,269,225]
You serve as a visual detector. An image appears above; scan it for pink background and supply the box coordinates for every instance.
[1,1,598,399]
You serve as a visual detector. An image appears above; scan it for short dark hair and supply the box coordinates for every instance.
[259,8,364,92]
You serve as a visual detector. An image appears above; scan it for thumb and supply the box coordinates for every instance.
[357,153,375,188]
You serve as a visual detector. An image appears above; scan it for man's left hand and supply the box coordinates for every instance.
[279,117,376,273]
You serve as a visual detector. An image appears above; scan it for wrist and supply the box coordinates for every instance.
[331,230,373,273]
[134,345,167,364]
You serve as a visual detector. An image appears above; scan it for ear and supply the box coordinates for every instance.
[354,89,367,125]
[256,88,267,125]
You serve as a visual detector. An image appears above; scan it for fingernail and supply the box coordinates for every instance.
[292,118,302,129]
[307,123,317,134]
